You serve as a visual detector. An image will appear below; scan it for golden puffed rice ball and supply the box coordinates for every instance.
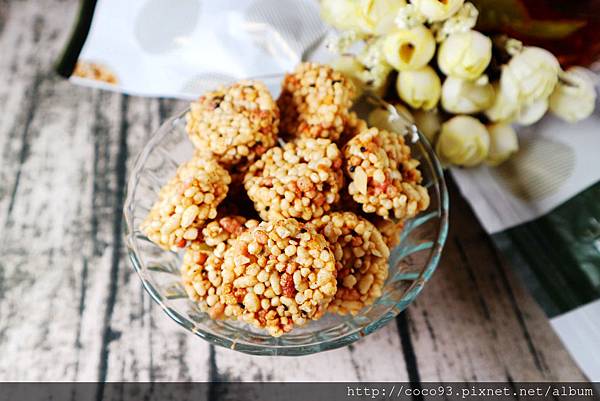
[181,217,258,319]
[343,127,430,219]
[244,137,345,221]
[186,81,279,167]
[141,155,230,251]
[220,218,337,337]
[278,62,355,141]
[308,212,389,315]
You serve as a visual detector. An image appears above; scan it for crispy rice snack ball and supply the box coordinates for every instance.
[141,156,231,251]
[181,217,258,319]
[244,138,344,221]
[343,127,430,219]
[186,81,279,167]
[220,218,337,337]
[278,62,354,141]
[308,212,389,315]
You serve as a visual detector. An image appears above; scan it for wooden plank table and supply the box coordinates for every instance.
[0,0,586,383]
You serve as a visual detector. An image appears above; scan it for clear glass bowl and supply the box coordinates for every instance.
[123,89,449,356]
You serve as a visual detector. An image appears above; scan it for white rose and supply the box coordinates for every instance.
[396,66,441,110]
[437,30,492,80]
[411,0,464,22]
[413,109,442,143]
[486,123,519,166]
[383,25,436,71]
[356,0,407,35]
[501,47,559,105]
[441,76,494,114]
[549,67,597,123]
[320,0,362,31]
[516,98,548,125]
[332,56,366,100]
[436,115,490,167]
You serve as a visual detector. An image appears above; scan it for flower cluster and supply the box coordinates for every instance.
[321,0,597,168]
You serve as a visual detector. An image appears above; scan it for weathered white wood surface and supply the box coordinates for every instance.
[0,0,586,384]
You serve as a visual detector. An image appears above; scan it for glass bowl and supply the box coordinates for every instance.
[123,89,449,356]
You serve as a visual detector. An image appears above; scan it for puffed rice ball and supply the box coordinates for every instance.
[141,156,231,251]
[181,241,229,319]
[245,138,345,221]
[278,62,355,141]
[308,212,389,315]
[181,217,259,319]
[186,81,279,167]
[343,127,430,219]
[220,218,337,337]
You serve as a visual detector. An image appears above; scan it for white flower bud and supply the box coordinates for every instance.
[550,67,597,123]
[396,66,441,110]
[320,0,362,31]
[356,0,407,35]
[411,0,464,22]
[332,56,365,100]
[383,25,436,71]
[516,98,548,125]
[413,109,442,143]
[436,115,490,167]
[437,30,492,80]
[501,47,560,105]
[486,123,518,166]
[441,76,494,114]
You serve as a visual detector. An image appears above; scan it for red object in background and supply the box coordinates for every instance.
[472,0,600,68]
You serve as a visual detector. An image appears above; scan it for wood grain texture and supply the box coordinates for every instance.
[0,0,586,383]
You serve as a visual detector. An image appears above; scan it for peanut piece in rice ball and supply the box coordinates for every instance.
[201,215,257,247]
[308,212,389,315]
[141,155,230,251]
[343,127,430,219]
[186,80,279,167]
[220,218,337,337]
[244,138,345,221]
[278,62,355,141]
[373,217,405,248]
[181,217,258,319]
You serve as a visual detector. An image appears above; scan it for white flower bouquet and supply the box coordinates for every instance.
[320,0,597,167]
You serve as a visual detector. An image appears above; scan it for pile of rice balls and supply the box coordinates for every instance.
[141,62,430,337]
